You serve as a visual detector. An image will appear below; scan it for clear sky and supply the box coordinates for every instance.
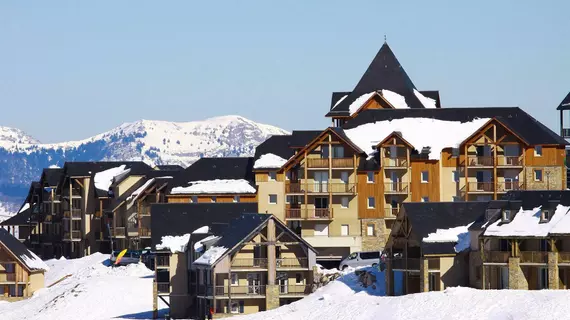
[1,1,569,143]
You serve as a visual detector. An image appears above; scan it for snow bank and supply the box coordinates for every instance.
[344,117,490,160]
[414,89,437,108]
[423,222,474,253]
[156,234,191,253]
[253,153,287,169]
[193,235,221,252]
[485,205,570,237]
[349,92,376,115]
[194,246,228,265]
[170,179,256,194]
[381,90,409,109]
[93,165,130,192]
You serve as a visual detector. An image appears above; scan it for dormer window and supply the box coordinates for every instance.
[502,209,511,222]
[540,210,551,223]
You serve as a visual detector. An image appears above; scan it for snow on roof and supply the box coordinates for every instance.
[253,153,288,169]
[550,208,570,234]
[170,179,256,194]
[126,178,156,209]
[19,203,30,213]
[20,250,50,271]
[484,205,570,237]
[193,246,228,265]
[193,235,221,252]
[333,95,348,109]
[343,117,490,160]
[414,89,437,109]
[423,222,474,253]
[48,164,61,169]
[156,234,191,253]
[192,226,210,234]
[381,90,409,109]
[349,92,376,116]
[94,165,131,192]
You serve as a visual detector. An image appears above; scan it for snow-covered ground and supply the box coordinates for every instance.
[0,253,161,320]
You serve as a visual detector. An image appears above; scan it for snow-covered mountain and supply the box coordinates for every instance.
[0,115,288,211]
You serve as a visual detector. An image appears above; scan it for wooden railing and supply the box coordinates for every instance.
[384,208,399,218]
[286,183,355,194]
[306,158,329,168]
[520,251,548,264]
[285,183,304,193]
[285,208,333,220]
[63,209,82,219]
[383,157,408,167]
[112,227,126,237]
[231,258,268,269]
[139,227,151,237]
[331,158,354,168]
[156,255,169,267]
[496,182,525,192]
[285,209,303,219]
[467,156,494,166]
[306,158,354,168]
[277,258,308,268]
[213,285,266,296]
[63,231,82,240]
[466,182,494,192]
[497,156,523,166]
[485,251,509,263]
[384,182,409,193]
[278,284,312,295]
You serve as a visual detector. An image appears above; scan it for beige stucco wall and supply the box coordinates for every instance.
[439,167,462,201]
[256,178,285,221]
[27,272,45,295]
[116,176,143,197]
[169,252,191,319]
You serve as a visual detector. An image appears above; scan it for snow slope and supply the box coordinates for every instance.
[0,253,161,320]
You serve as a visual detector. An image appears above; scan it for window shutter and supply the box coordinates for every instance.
[239,300,245,313]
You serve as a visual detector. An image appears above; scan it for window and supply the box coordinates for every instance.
[268,171,277,181]
[314,224,329,236]
[285,195,291,204]
[452,170,459,182]
[211,196,216,203]
[269,194,278,204]
[295,273,304,284]
[535,146,543,157]
[538,268,549,289]
[367,197,375,209]
[367,224,375,236]
[359,251,380,259]
[541,210,551,223]
[502,210,511,222]
[231,273,238,286]
[341,172,349,184]
[341,224,349,236]
[421,196,429,203]
[341,196,349,208]
[233,196,240,203]
[367,172,375,183]
[421,171,429,183]
[534,169,543,181]
[191,196,198,203]
[332,146,345,158]
[2,263,15,273]
[230,301,242,314]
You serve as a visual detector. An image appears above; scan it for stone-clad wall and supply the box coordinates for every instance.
[508,257,528,290]
[360,219,388,251]
[525,167,564,191]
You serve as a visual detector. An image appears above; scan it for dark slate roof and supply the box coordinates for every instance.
[556,92,570,110]
[330,92,352,110]
[168,157,254,190]
[253,135,295,164]
[499,190,570,209]
[154,165,185,171]
[150,203,258,250]
[41,168,64,187]
[0,206,31,226]
[343,107,567,145]
[61,161,153,177]
[419,91,442,109]
[326,42,436,117]
[402,202,488,254]
[290,130,322,148]
[0,228,45,271]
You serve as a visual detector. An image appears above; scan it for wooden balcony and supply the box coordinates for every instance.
[484,251,509,264]
[231,258,268,269]
[520,251,548,264]
[139,206,151,216]
[212,285,266,297]
[277,258,308,269]
[0,273,17,283]
[156,255,169,268]
[139,227,151,238]
[384,182,409,194]
[497,156,523,167]
[306,158,354,169]
[279,284,312,296]
[383,157,409,168]
[63,209,82,219]
[466,156,494,167]
[559,252,570,264]
[384,208,399,219]
[285,208,333,220]
[496,182,525,193]
[63,231,82,241]
[465,182,494,193]
[112,227,126,238]
[286,183,355,194]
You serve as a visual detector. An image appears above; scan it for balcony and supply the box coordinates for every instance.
[497,156,523,167]
[384,208,399,219]
[0,273,16,283]
[139,227,151,238]
[63,231,82,241]
[520,251,548,264]
[231,258,268,269]
[277,258,308,269]
[112,227,126,238]
[279,284,312,296]
[157,282,170,294]
[559,252,570,264]
[306,158,354,169]
[286,183,356,194]
[139,206,151,216]
[383,157,409,168]
[63,209,82,219]
[466,156,494,167]
[156,255,169,268]
[496,182,525,193]
[484,251,509,264]
[465,182,494,193]
[212,285,266,297]
[285,208,332,220]
[384,182,409,194]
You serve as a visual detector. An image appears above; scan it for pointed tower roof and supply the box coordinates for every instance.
[556,92,570,110]
[327,42,439,117]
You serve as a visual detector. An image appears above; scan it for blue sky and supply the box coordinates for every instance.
[1,1,569,142]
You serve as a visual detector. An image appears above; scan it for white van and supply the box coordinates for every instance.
[339,251,381,270]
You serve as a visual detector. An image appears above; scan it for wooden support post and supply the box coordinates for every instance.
[328,135,332,215]
[304,151,308,219]
[480,238,486,290]
[493,124,497,200]
[464,144,469,200]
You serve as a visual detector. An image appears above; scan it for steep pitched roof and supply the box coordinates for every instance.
[254,135,295,164]
[41,168,64,187]
[168,157,254,191]
[61,161,152,177]
[327,42,438,117]
[0,206,31,226]
[556,92,570,110]
[0,228,48,271]
[150,203,258,250]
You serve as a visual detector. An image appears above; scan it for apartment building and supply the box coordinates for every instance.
[0,228,48,300]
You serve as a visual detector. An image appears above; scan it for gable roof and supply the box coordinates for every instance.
[150,203,258,250]
[168,157,254,191]
[0,205,32,226]
[326,42,438,117]
[41,168,64,187]
[0,228,49,272]
[556,92,570,110]
[61,161,152,177]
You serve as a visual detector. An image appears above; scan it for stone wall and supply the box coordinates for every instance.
[525,166,564,191]
[508,257,528,290]
[265,285,280,310]
[419,259,429,292]
[548,252,559,289]
[360,218,387,251]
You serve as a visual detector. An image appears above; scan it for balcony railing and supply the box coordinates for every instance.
[63,231,82,240]
[559,252,570,264]
[331,158,354,168]
[384,208,399,218]
[156,255,169,268]
[383,157,408,167]
[157,282,170,294]
[63,209,82,219]
[277,258,308,268]
[285,208,332,220]
[139,206,151,216]
[497,156,523,166]
[279,284,312,295]
[0,273,17,282]
[496,182,524,193]
[467,156,494,166]
[112,227,126,237]
[384,182,409,194]
[485,251,509,263]
[213,285,266,296]
[139,227,151,237]
[466,182,494,193]
[306,158,354,169]
[231,258,268,269]
[520,251,548,264]
[286,183,355,194]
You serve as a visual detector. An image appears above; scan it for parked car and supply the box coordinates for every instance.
[339,251,381,270]
[110,250,141,266]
